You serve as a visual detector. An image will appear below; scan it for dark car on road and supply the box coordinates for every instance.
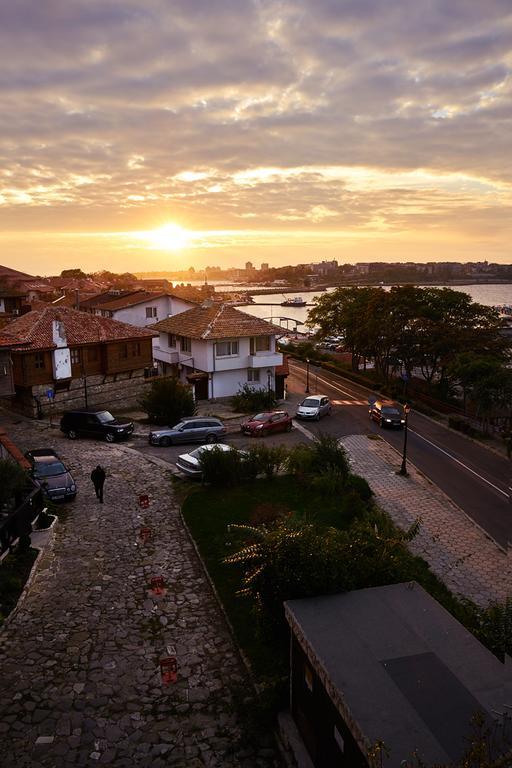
[240,410,292,436]
[60,409,134,442]
[369,399,405,428]
[148,417,227,447]
[25,448,77,502]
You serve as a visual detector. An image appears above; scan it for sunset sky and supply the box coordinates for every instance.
[1,0,511,275]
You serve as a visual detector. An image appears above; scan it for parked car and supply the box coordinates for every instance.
[60,409,134,442]
[240,410,292,436]
[369,399,405,428]
[25,448,77,502]
[148,417,226,447]
[296,394,332,421]
[175,443,241,479]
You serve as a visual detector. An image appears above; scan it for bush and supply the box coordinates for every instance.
[311,434,350,476]
[0,460,32,512]
[199,447,247,487]
[231,384,276,413]
[286,443,316,479]
[138,376,196,425]
[478,597,512,661]
[345,474,373,502]
[246,444,288,479]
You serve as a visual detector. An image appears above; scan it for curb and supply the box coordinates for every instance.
[0,514,58,633]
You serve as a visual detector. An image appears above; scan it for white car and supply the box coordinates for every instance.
[296,394,332,421]
[175,443,237,479]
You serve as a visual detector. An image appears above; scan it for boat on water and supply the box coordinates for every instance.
[281,296,307,307]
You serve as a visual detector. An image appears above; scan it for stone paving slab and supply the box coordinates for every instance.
[0,414,281,768]
[342,434,512,607]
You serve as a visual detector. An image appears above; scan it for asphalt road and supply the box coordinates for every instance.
[288,360,512,551]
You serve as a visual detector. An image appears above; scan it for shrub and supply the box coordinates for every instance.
[310,469,346,497]
[310,433,350,476]
[478,597,512,661]
[0,460,32,512]
[247,444,288,479]
[286,443,316,479]
[231,384,276,413]
[138,376,196,425]
[199,447,247,487]
[345,474,373,502]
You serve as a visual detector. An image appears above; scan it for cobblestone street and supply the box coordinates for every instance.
[0,414,281,768]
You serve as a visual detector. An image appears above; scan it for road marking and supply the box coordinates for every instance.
[291,361,510,499]
[290,363,362,401]
[408,428,509,498]
[332,399,368,406]
[292,421,316,441]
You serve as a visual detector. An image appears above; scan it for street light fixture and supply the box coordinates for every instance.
[399,403,411,476]
[305,358,310,393]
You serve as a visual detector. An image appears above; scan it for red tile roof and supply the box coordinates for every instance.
[81,290,198,312]
[3,305,157,351]
[150,304,284,340]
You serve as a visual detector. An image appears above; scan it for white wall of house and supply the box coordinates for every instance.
[112,296,194,328]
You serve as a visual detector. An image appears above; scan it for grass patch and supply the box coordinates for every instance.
[183,475,482,686]
[0,546,38,626]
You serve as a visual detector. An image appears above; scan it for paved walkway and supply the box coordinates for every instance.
[0,414,281,768]
[342,434,512,607]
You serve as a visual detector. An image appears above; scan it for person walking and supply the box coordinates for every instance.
[91,465,106,503]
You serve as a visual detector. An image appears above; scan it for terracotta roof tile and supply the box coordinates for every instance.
[3,305,157,351]
[150,304,284,340]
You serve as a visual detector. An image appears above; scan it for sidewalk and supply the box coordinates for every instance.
[342,434,511,607]
[0,413,281,768]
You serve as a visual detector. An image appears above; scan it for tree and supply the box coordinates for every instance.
[0,460,31,512]
[138,376,196,424]
[60,268,87,279]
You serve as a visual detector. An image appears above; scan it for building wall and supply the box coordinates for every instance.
[113,296,194,328]
[0,350,15,397]
[208,367,272,399]
[291,636,368,768]
[11,368,157,419]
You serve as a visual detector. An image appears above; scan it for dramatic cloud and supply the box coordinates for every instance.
[0,0,511,271]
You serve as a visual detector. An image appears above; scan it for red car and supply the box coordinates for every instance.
[240,410,293,436]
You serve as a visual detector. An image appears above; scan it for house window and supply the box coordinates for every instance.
[70,349,81,366]
[34,352,45,370]
[132,341,141,356]
[215,340,239,357]
[168,334,177,348]
[120,344,128,359]
[250,336,271,354]
[87,347,98,362]
[180,336,192,353]
[247,368,260,382]
[146,307,157,318]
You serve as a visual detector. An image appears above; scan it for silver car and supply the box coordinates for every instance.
[148,417,227,447]
[296,394,332,421]
[175,443,237,478]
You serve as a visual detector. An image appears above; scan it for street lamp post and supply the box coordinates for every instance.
[305,358,310,393]
[399,403,411,476]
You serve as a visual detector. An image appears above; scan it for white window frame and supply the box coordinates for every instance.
[215,340,239,358]
[247,368,260,382]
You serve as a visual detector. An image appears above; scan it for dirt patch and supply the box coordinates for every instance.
[250,503,291,525]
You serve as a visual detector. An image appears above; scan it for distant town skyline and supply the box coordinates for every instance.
[1,1,511,274]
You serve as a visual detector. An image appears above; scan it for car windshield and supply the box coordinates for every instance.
[172,422,185,430]
[34,462,67,477]
[252,413,270,422]
[301,398,319,407]
[96,411,115,424]
[382,407,401,416]
[189,448,205,459]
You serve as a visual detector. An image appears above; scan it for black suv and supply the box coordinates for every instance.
[60,409,134,442]
[369,399,405,428]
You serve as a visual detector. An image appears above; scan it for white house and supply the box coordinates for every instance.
[80,290,196,326]
[149,304,284,400]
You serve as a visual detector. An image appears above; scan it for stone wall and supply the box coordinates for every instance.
[11,369,158,419]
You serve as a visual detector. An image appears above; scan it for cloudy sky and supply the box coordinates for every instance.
[1,0,511,274]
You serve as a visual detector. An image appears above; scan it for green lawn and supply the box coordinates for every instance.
[181,475,480,683]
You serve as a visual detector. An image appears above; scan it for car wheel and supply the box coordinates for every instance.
[105,432,115,443]
[316,413,321,421]
[160,436,172,447]
[68,429,78,440]
[379,418,384,428]
[286,422,292,432]
[205,434,217,444]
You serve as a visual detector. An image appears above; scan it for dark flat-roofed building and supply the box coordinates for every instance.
[284,583,512,768]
